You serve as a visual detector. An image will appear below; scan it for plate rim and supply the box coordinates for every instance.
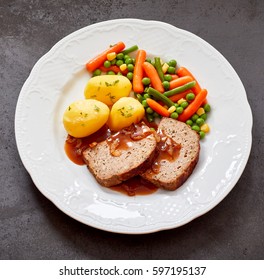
[15,18,253,234]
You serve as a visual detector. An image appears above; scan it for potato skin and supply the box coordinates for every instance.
[108,97,145,131]
[63,99,110,138]
[84,75,132,106]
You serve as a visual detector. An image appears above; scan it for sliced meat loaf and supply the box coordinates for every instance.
[141,118,200,191]
[83,124,157,187]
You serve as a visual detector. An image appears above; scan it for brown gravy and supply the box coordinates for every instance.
[64,122,180,196]
[151,129,181,173]
[64,123,159,196]
[109,176,158,196]
[64,125,111,165]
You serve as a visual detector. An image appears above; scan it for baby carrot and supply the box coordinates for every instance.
[169,90,193,103]
[86,42,126,72]
[169,76,193,90]
[146,98,170,117]
[177,89,208,122]
[177,67,201,95]
[171,74,179,80]
[142,62,164,93]
[133,50,147,93]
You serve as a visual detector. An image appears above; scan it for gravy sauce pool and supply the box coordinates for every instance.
[64,123,159,196]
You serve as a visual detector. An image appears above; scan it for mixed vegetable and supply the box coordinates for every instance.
[63,42,211,139]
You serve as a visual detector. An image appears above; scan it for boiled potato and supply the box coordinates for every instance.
[108,97,145,131]
[84,75,132,106]
[63,99,109,138]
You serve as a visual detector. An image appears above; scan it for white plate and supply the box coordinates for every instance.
[15,19,252,234]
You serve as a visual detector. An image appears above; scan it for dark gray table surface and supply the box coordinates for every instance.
[1,0,263,260]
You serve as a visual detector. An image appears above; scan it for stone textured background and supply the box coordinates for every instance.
[0,0,263,259]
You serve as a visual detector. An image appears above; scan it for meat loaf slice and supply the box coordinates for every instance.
[83,123,157,187]
[141,118,200,191]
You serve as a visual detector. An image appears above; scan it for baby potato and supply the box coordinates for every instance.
[84,75,132,106]
[108,97,145,131]
[63,99,109,138]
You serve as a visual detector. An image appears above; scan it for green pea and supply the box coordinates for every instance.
[168,59,177,67]
[127,64,134,72]
[125,58,133,65]
[126,72,133,80]
[153,112,160,118]
[170,112,178,119]
[145,58,152,63]
[116,59,123,67]
[111,59,117,65]
[181,101,189,109]
[116,53,124,60]
[123,54,130,60]
[142,77,151,86]
[146,107,154,114]
[143,93,150,99]
[92,69,101,76]
[164,74,172,82]
[199,131,206,139]
[200,113,207,121]
[146,113,154,122]
[204,103,211,112]
[167,66,176,74]
[191,114,199,122]
[192,125,200,132]
[186,119,193,126]
[186,92,195,101]
[104,60,111,68]
[131,58,135,65]
[162,81,170,91]
[117,72,123,75]
[107,71,115,75]
[173,103,179,108]
[142,100,148,108]
[176,106,183,114]
[196,118,205,126]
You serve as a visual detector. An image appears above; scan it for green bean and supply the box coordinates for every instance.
[154,57,164,81]
[122,45,139,55]
[136,94,143,103]
[147,87,175,107]
[164,81,196,97]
